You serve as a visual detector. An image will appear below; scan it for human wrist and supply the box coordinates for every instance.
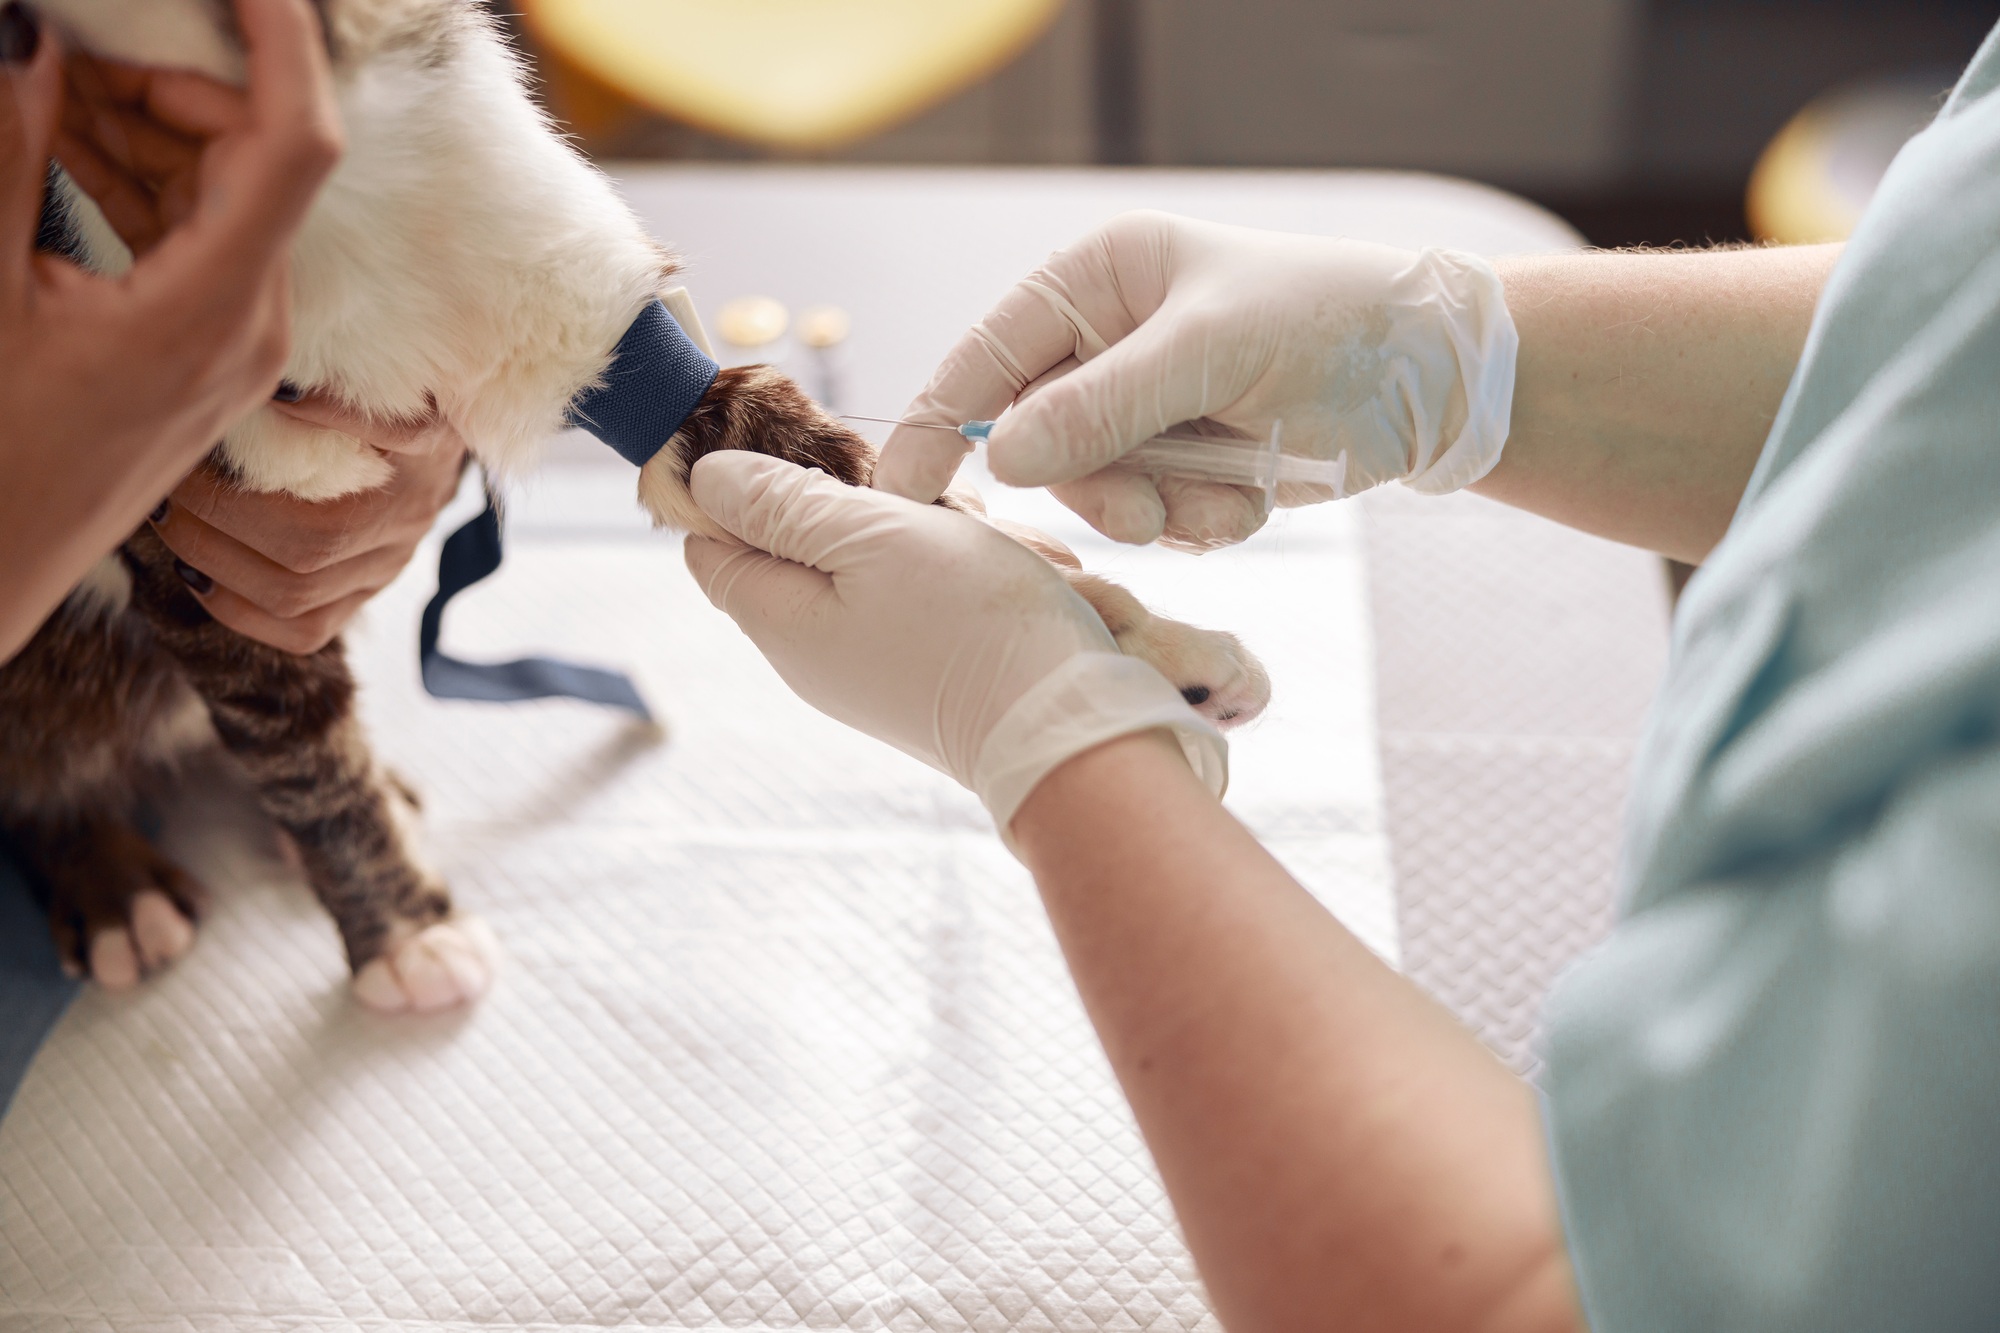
[977,652,1226,853]
[1389,248,1519,496]
[1009,726,1204,866]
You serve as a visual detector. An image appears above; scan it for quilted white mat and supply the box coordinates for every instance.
[0,462,1390,1332]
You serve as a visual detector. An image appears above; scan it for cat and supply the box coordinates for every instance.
[2,0,1271,1012]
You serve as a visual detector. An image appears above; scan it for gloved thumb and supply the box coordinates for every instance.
[689,450,905,574]
[684,452,878,640]
[683,530,833,642]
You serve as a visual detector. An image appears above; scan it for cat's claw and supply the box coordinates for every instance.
[353,917,497,1014]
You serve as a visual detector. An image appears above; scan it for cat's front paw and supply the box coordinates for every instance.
[352,917,498,1014]
[1119,617,1272,729]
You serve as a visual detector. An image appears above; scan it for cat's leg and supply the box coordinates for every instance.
[4,807,203,990]
[982,516,1273,729]
[120,528,493,1012]
[1057,569,1271,727]
[0,583,215,988]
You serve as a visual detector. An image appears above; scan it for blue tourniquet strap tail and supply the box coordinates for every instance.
[418,298,719,719]
[419,490,653,720]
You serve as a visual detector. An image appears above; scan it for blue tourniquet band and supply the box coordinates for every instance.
[420,298,719,719]
[564,298,721,467]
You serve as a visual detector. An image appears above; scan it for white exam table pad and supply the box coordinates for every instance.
[0,168,1583,1330]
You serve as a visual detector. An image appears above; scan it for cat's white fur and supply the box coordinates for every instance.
[37,0,1274,738]
[43,0,666,501]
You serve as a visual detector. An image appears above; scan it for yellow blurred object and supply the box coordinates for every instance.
[796,306,852,349]
[1748,77,1941,244]
[521,0,1066,150]
[716,296,790,349]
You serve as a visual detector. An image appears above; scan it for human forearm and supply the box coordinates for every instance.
[0,412,216,659]
[1475,243,1840,562]
[0,0,341,661]
[1012,731,1580,1333]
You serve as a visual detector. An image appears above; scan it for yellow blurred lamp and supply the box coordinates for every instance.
[522,0,1066,150]
[1748,75,1946,244]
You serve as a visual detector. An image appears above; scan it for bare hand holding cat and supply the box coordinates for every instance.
[51,16,464,657]
[0,0,341,661]
[149,398,469,654]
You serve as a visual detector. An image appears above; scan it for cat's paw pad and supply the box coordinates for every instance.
[86,889,198,992]
[1121,619,1273,730]
[353,917,498,1014]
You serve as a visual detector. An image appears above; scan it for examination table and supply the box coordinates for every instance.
[0,168,1666,1330]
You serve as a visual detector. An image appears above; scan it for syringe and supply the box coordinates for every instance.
[841,416,1347,511]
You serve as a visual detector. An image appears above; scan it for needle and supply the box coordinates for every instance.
[839,414,958,432]
[841,415,996,440]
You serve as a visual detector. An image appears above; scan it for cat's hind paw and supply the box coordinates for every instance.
[88,888,199,992]
[353,917,498,1014]
[32,817,207,993]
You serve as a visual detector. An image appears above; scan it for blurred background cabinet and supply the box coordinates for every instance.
[1128,0,1634,186]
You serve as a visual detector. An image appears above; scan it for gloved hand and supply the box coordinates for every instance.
[873,210,1518,550]
[683,451,1227,841]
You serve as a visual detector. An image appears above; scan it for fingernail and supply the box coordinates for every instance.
[0,5,40,64]
[173,559,213,596]
[272,380,304,403]
[148,500,169,525]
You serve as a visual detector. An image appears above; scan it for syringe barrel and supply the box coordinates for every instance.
[1115,426,1345,489]
[1115,432,1272,487]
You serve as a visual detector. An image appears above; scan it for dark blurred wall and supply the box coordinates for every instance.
[1569,0,1994,244]
[505,0,2000,246]
[1128,0,1634,186]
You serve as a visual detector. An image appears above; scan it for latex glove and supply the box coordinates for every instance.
[149,392,468,653]
[874,210,1517,550]
[684,451,1226,840]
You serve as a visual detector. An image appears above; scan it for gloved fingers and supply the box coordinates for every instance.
[1025,210,1187,353]
[683,531,835,640]
[986,303,1243,490]
[691,450,905,575]
[876,210,1184,503]
[1046,471,1169,546]
[1155,477,1268,553]
[873,280,1110,503]
[873,415,971,506]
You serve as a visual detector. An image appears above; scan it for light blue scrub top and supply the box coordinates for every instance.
[1541,23,2000,1332]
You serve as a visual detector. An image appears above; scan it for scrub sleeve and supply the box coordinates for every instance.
[1539,21,2000,1331]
